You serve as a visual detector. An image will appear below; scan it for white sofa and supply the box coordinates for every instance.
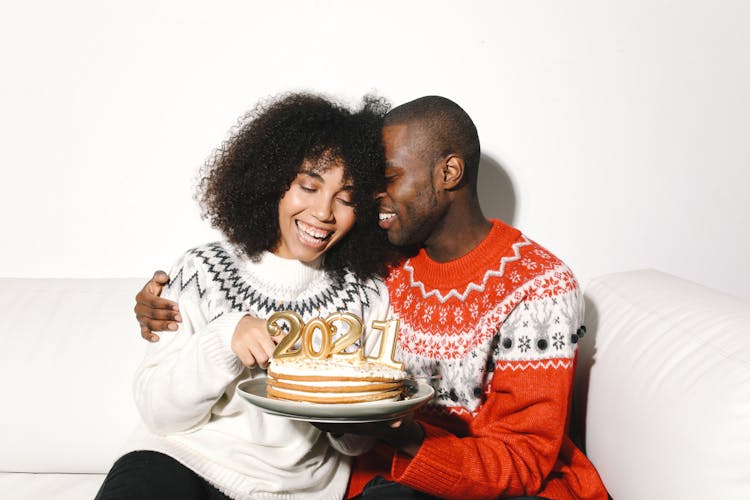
[1,270,748,500]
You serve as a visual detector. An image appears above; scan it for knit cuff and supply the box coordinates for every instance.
[391,421,460,494]
[200,311,247,374]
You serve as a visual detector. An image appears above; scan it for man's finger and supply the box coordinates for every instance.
[137,291,177,309]
[152,270,170,284]
[145,279,170,297]
[389,418,404,429]
[136,314,178,332]
[134,303,180,322]
[140,325,160,342]
[135,293,179,312]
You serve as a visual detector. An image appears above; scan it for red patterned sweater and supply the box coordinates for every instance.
[349,220,607,499]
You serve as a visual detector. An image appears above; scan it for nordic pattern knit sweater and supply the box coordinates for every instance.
[349,220,607,499]
[125,241,389,500]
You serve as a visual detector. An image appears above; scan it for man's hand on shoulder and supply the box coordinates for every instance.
[134,270,181,342]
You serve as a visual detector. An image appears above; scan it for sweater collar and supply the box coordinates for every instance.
[408,219,522,289]
[243,250,327,295]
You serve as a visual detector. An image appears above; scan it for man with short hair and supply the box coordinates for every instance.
[135,96,607,499]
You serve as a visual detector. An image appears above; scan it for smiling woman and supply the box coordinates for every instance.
[198,92,397,279]
[95,93,400,500]
[275,156,357,264]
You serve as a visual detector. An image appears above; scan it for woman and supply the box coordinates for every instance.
[96,93,397,500]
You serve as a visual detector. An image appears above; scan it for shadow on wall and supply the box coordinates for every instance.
[477,153,516,226]
[571,295,600,454]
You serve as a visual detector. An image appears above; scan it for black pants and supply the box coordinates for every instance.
[358,476,550,500]
[95,450,232,500]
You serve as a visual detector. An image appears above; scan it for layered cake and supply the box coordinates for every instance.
[265,311,406,404]
[267,357,406,404]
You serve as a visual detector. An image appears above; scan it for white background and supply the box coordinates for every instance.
[2,0,749,301]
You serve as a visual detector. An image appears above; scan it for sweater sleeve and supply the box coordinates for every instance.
[391,285,583,499]
[133,250,247,434]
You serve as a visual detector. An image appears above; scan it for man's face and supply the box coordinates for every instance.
[377,124,444,247]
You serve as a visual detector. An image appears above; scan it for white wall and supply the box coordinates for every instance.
[2,0,749,301]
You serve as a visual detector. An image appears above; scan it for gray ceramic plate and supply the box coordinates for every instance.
[237,378,434,423]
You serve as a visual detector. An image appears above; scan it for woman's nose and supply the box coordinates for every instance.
[311,196,334,222]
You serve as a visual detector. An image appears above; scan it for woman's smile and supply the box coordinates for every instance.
[274,158,356,263]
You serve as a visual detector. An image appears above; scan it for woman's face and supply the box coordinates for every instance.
[274,157,356,264]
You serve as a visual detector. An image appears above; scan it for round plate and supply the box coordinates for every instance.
[237,378,434,423]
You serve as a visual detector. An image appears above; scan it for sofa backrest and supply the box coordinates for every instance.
[4,271,749,497]
[0,278,147,473]
[575,270,750,500]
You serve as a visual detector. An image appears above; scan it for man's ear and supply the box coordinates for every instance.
[440,155,464,190]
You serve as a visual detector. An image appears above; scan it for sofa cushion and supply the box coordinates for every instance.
[576,270,750,499]
[0,472,104,500]
[0,278,147,473]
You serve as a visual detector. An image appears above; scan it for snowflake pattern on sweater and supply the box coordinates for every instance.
[390,233,582,416]
[349,220,607,500]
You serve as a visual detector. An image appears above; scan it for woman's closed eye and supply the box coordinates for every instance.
[300,185,317,193]
[336,195,354,207]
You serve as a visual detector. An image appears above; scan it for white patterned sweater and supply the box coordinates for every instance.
[124,241,389,500]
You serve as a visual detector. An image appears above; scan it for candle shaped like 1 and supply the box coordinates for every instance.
[368,319,404,370]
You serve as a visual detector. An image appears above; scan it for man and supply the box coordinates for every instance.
[135,96,607,499]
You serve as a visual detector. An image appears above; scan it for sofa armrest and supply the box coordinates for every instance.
[575,269,750,499]
[0,278,147,473]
